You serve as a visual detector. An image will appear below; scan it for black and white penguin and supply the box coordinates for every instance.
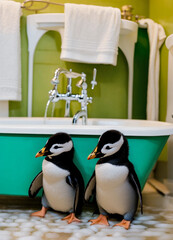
[85,130,143,230]
[29,132,84,224]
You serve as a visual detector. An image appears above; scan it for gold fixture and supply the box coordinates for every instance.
[121,5,133,21]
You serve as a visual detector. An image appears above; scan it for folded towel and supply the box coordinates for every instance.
[60,3,121,66]
[0,0,22,101]
[139,19,166,121]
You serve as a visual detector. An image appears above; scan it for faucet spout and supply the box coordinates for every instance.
[72,110,87,125]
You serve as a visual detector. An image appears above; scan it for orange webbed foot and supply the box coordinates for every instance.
[89,214,109,226]
[62,213,81,224]
[114,219,131,230]
[30,206,48,218]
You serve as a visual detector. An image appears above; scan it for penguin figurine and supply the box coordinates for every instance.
[29,132,84,224]
[85,130,143,230]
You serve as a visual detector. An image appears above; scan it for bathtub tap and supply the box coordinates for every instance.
[72,110,87,125]
[46,67,96,124]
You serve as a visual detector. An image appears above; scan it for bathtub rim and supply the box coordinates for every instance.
[0,117,173,136]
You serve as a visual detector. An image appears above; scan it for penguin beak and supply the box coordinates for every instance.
[35,147,46,158]
[87,146,100,160]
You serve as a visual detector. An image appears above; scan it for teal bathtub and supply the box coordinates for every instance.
[0,117,173,196]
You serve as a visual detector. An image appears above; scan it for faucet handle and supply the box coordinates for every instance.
[76,72,86,88]
[76,78,83,88]
[51,78,59,85]
[66,71,84,79]
[51,68,61,85]
[91,68,97,89]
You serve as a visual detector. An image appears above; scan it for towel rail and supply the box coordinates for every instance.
[21,0,64,12]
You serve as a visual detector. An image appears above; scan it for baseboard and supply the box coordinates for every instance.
[0,195,41,209]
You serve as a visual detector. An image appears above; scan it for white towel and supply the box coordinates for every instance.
[139,19,166,121]
[166,34,173,123]
[0,0,22,101]
[60,3,121,66]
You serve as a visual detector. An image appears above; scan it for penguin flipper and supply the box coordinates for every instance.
[29,171,43,198]
[130,172,143,214]
[66,172,84,215]
[128,162,143,214]
[85,171,96,202]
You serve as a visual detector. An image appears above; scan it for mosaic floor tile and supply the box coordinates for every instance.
[1,194,173,239]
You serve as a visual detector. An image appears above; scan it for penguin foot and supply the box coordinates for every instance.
[89,214,109,226]
[114,219,131,230]
[30,206,48,218]
[62,213,81,224]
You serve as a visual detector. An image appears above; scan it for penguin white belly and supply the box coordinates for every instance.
[42,160,75,212]
[95,163,136,215]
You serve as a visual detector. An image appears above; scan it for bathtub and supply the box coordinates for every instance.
[0,117,173,196]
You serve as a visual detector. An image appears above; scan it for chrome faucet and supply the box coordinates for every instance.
[45,67,97,125]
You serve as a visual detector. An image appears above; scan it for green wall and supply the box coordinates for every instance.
[9,0,149,118]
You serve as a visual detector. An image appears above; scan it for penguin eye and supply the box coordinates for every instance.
[52,144,62,150]
[105,145,111,150]
[49,141,73,156]
[54,145,59,149]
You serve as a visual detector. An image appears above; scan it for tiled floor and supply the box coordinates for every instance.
[1,195,173,240]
